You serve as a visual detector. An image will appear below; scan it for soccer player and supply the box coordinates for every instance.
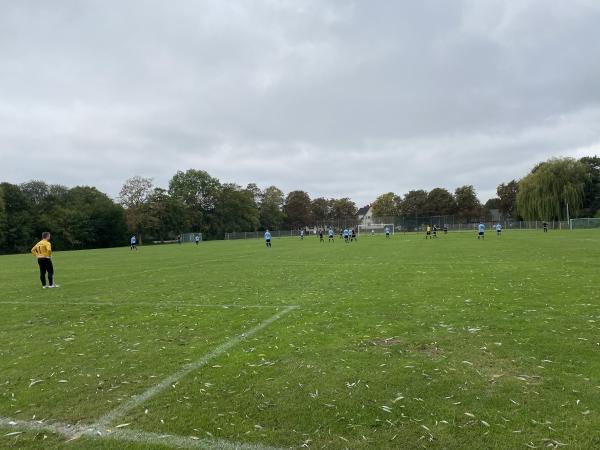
[385,226,390,239]
[319,229,324,243]
[425,225,432,239]
[328,228,335,242]
[300,229,305,240]
[31,232,59,289]
[477,222,485,239]
[443,224,448,235]
[371,229,375,237]
[343,228,349,243]
[130,235,137,250]
[195,234,200,245]
[543,221,548,233]
[351,228,357,242]
[432,225,438,238]
[496,223,502,236]
[264,229,272,248]
[177,234,182,244]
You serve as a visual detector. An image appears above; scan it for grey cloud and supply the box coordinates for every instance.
[1,0,599,206]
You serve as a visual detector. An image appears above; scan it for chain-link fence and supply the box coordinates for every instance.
[399,220,569,232]
[226,230,300,240]
[225,221,573,239]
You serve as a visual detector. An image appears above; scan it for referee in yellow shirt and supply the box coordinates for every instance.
[31,232,58,288]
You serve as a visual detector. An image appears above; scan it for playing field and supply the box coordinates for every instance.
[1,230,599,449]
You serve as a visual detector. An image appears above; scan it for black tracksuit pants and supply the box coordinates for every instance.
[38,258,54,287]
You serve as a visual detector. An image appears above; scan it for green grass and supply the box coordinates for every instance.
[1,230,599,449]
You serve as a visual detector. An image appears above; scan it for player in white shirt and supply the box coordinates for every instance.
[495,223,502,236]
[130,235,137,250]
[264,230,272,248]
[477,223,485,239]
[385,227,391,239]
[328,228,334,242]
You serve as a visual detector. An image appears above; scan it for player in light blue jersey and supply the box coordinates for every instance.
[477,222,485,239]
[328,228,334,242]
[385,227,390,239]
[264,230,272,248]
[495,223,502,236]
[343,228,349,243]
[130,235,137,250]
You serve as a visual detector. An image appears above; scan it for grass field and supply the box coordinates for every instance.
[1,230,599,449]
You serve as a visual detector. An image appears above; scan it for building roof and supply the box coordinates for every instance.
[357,205,371,216]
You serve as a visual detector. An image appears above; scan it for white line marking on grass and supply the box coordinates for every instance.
[95,305,297,428]
[0,300,292,309]
[0,417,285,450]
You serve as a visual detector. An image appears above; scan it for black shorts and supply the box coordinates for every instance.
[266,239,271,243]
[426,231,431,235]
[479,231,484,236]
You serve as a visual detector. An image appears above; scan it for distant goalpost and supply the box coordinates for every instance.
[358,224,395,235]
[569,218,600,230]
[180,232,202,243]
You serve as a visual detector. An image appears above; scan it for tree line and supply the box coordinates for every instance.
[371,156,599,222]
[0,156,598,254]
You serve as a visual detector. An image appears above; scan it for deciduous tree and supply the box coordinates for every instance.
[372,192,400,217]
[330,198,357,224]
[425,188,456,216]
[455,185,482,222]
[399,190,428,217]
[496,180,519,218]
[311,197,330,225]
[260,186,285,230]
[119,176,153,240]
[284,191,312,228]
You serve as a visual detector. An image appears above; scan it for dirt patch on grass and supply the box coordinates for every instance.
[370,337,402,347]
[416,343,444,358]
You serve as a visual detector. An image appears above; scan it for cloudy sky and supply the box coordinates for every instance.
[1,0,600,206]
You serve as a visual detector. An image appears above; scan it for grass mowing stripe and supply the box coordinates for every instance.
[0,417,285,450]
[94,305,298,429]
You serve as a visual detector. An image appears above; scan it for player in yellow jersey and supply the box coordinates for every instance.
[31,232,59,289]
[425,225,432,239]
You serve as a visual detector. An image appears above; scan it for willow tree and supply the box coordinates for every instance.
[517,158,588,220]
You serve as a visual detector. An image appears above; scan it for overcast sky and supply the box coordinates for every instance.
[1,0,600,206]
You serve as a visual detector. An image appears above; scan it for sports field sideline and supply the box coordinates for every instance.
[1,230,599,449]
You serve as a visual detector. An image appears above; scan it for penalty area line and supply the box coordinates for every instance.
[95,305,298,429]
[0,417,285,450]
